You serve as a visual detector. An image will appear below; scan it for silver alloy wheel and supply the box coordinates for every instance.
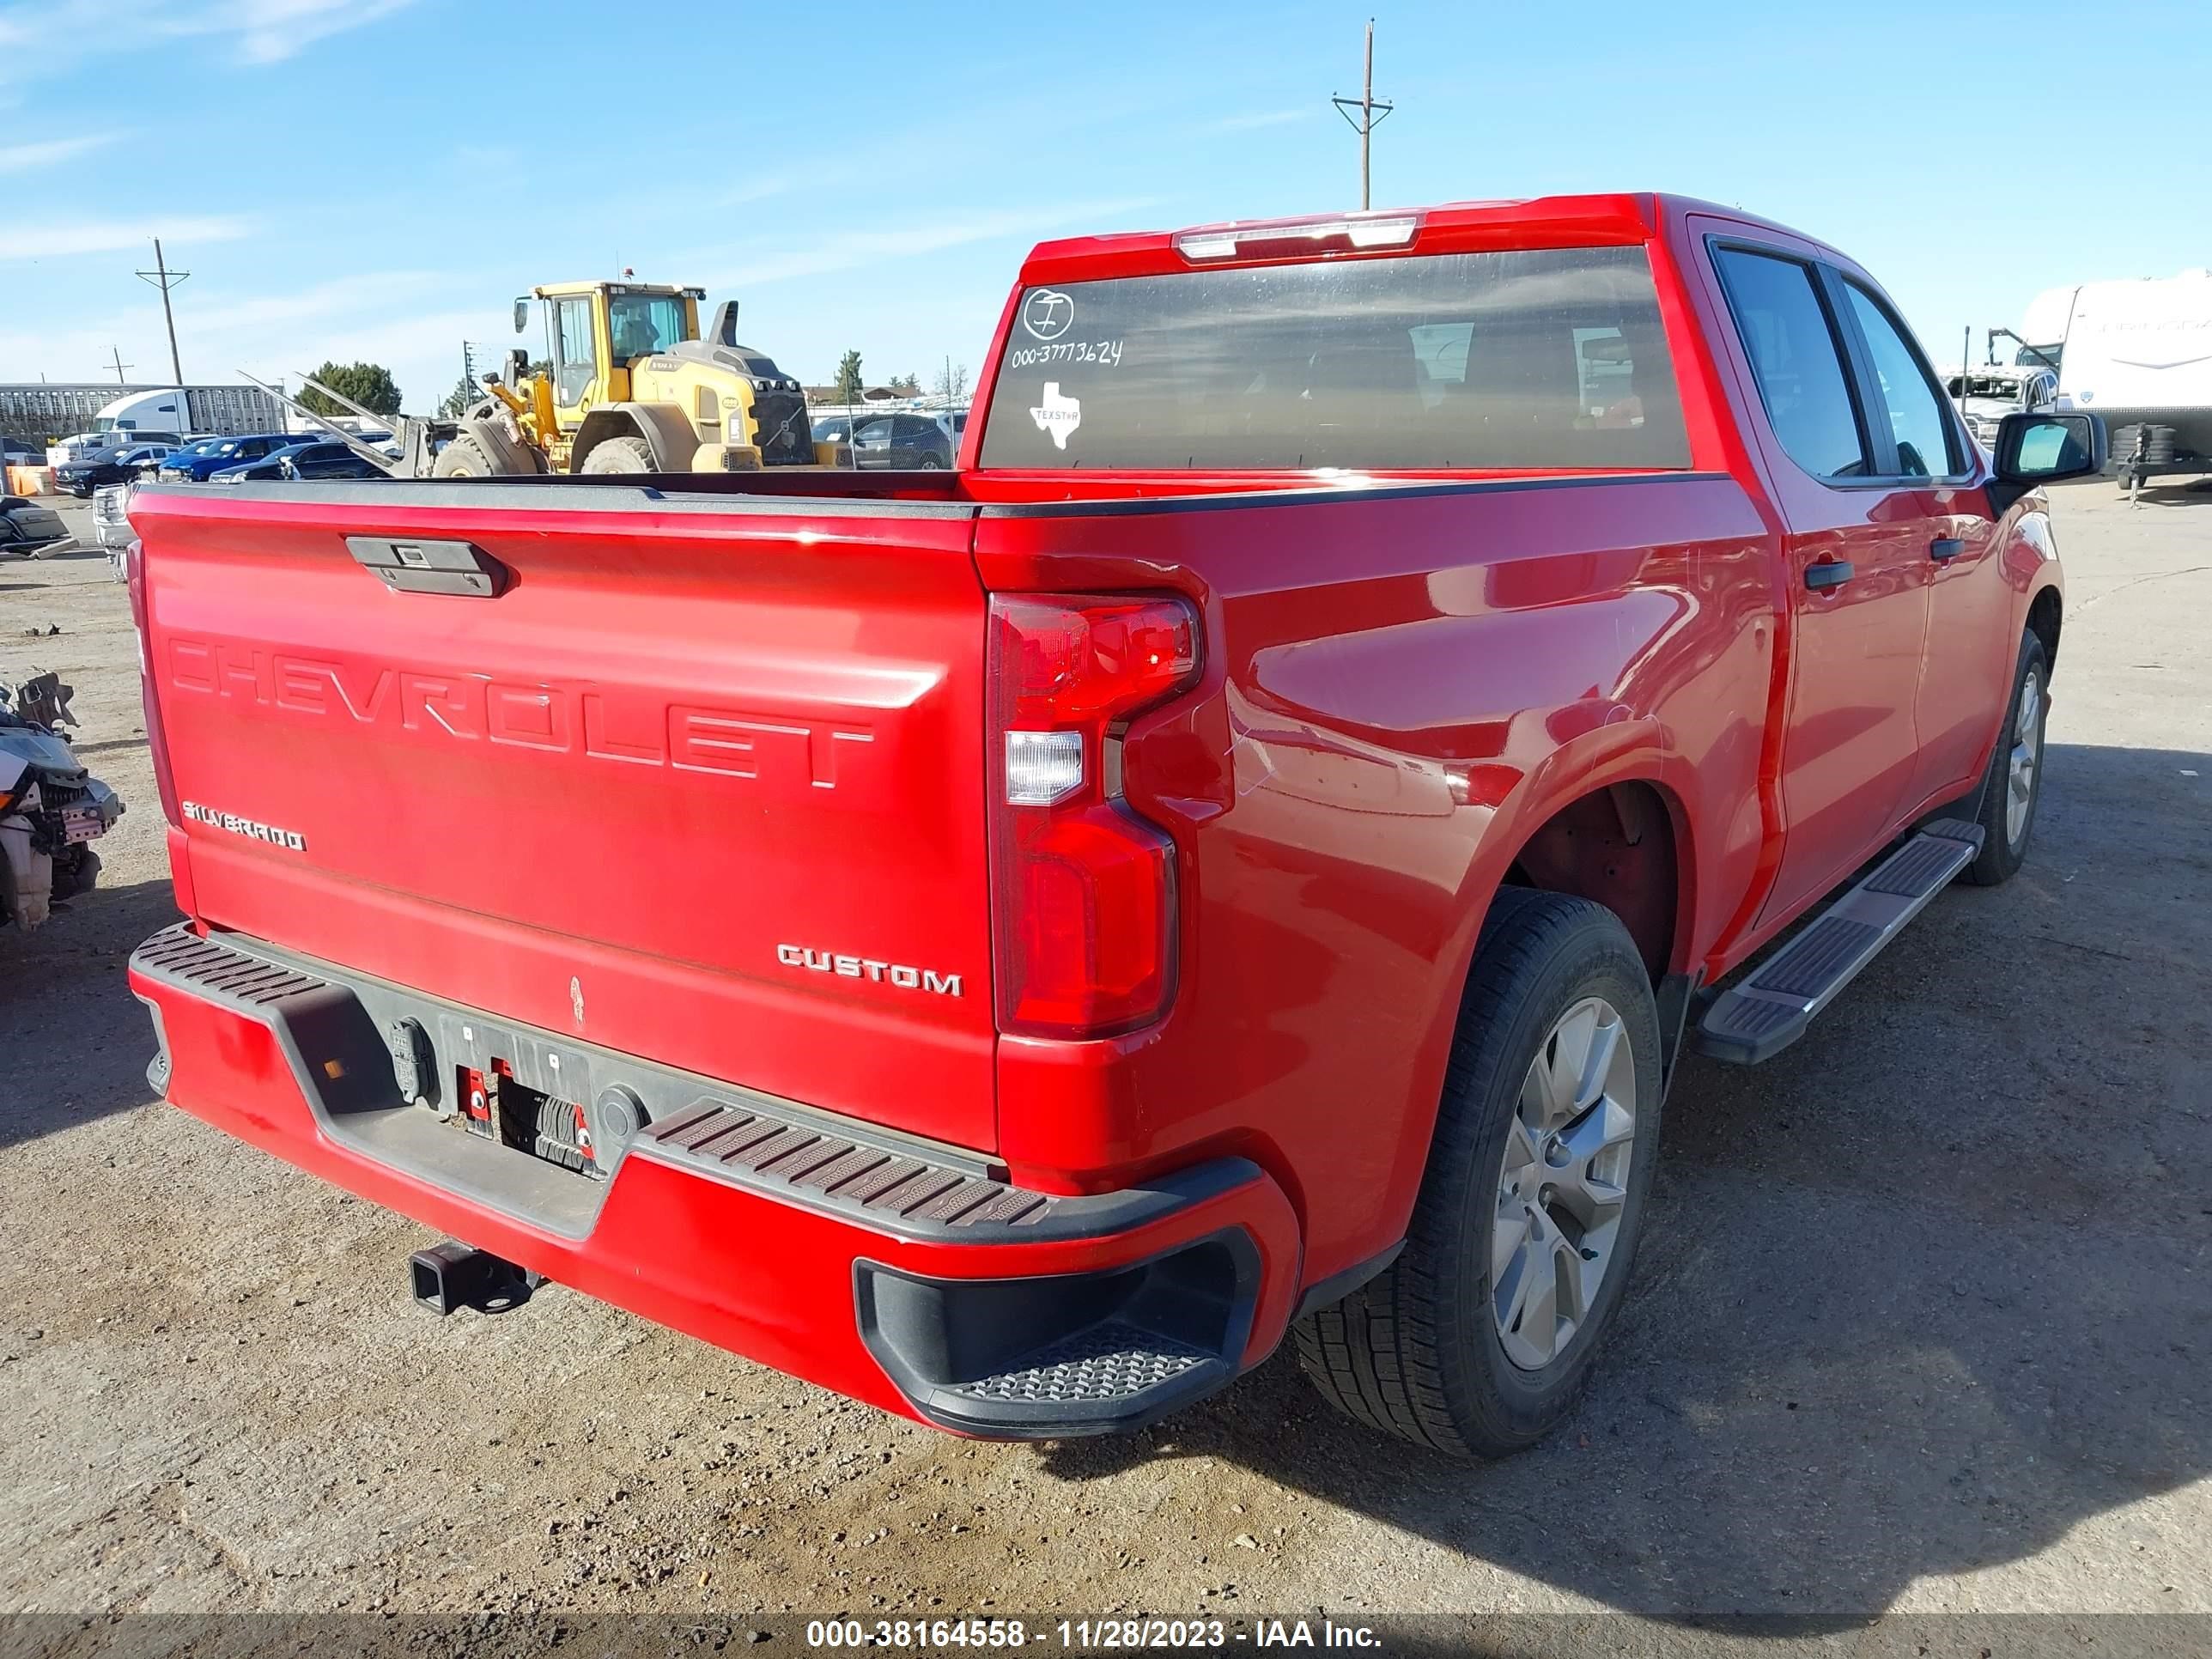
[1492,995,1638,1371]
[2007,666,2043,848]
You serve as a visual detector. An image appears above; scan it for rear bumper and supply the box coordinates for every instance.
[128,924,1301,1437]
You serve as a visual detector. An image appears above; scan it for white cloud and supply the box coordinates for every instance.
[0,0,416,77]
[182,270,442,333]
[702,198,1163,289]
[165,0,421,65]
[0,132,125,173]
[1209,109,1313,133]
[0,216,255,260]
[719,173,803,208]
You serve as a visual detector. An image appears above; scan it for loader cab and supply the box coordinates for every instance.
[523,280,705,429]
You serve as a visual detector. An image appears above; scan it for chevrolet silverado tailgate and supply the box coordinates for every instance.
[131,481,997,1151]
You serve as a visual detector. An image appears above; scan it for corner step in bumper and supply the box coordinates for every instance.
[1693,819,1984,1065]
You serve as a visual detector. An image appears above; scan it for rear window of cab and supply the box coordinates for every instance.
[978,244,1687,472]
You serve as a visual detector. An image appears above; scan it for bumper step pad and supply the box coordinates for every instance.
[646,1101,1055,1231]
[1694,819,1984,1065]
[950,1324,1216,1406]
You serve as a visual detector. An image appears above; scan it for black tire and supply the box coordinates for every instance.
[58,845,100,899]
[1294,888,1664,1458]
[916,453,945,470]
[1961,630,2050,886]
[579,435,657,474]
[431,433,501,478]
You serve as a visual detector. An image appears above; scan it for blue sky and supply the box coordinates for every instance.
[1,0,2203,412]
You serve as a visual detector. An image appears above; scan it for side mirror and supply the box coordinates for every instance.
[514,297,530,334]
[1989,411,2106,512]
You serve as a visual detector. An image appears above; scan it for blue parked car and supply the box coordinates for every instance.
[156,434,300,483]
[210,441,387,483]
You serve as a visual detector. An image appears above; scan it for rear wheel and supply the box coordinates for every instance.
[1961,630,2049,886]
[1295,888,1662,1457]
[579,435,657,474]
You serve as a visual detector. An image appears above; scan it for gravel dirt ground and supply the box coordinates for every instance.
[1,482,2206,1647]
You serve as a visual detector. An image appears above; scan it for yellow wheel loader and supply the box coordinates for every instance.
[434,280,824,478]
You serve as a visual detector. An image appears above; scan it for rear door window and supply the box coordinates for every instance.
[977,245,1689,471]
[1711,247,1869,479]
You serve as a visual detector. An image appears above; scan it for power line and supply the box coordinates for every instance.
[134,238,189,386]
[1330,18,1395,211]
[108,346,133,385]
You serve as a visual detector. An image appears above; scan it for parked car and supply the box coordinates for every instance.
[48,428,183,469]
[0,494,76,559]
[124,192,2101,1457]
[156,433,299,483]
[1947,366,2057,454]
[268,440,387,482]
[850,411,955,469]
[55,443,173,497]
[2,436,44,467]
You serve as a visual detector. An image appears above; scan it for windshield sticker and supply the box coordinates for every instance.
[1030,383,1081,450]
[1022,289,1075,340]
[1006,338,1124,371]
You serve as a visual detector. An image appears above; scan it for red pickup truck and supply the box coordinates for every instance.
[125,194,2103,1458]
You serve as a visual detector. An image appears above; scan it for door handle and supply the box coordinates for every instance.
[1929,538,1965,562]
[1804,561,1855,591]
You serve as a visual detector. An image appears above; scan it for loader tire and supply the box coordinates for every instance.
[579,436,658,475]
[432,433,503,477]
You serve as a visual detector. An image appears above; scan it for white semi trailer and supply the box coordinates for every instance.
[43,386,286,466]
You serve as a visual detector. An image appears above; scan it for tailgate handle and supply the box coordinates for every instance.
[345,535,508,598]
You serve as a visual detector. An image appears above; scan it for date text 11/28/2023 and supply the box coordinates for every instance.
[802,1618,1383,1649]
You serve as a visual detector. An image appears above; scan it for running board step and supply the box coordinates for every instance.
[1693,819,1984,1065]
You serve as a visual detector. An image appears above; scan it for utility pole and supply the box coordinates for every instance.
[108,346,133,386]
[1331,19,1394,210]
[134,238,189,386]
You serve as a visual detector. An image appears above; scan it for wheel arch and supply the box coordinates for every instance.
[449,410,544,476]
[1492,777,1690,984]
[2026,581,2062,672]
[1357,760,1695,1261]
[572,403,695,473]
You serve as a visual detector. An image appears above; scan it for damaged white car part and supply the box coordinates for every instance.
[1,675,124,933]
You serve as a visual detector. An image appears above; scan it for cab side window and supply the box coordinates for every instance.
[1712,247,1869,480]
[1842,283,1960,480]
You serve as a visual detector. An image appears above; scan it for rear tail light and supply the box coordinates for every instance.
[987,594,1200,1038]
